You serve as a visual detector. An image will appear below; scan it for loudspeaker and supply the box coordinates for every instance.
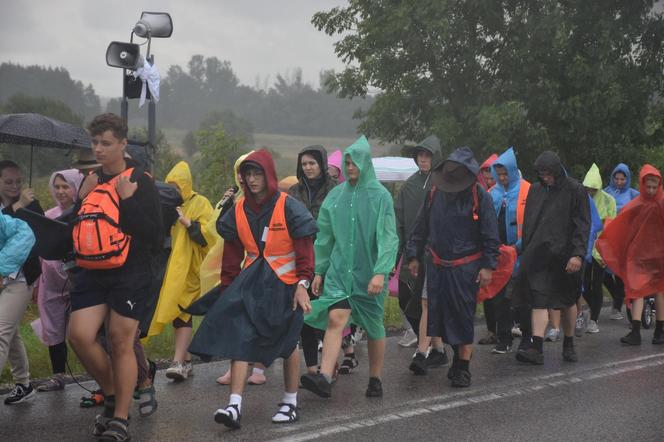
[134,12,173,38]
[106,42,142,69]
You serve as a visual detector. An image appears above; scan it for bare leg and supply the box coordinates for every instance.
[548,309,561,330]
[531,309,549,337]
[320,309,351,377]
[656,294,664,321]
[562,305,577,337]
[230,361,249,396]
[417,299,432,353]
[458,344,473,360]
[68,305,114,395]
[173,326,193,363]
[630,298,644,321]
[367,338,385,378]
[283,350,299,393]
[107,310,140,420]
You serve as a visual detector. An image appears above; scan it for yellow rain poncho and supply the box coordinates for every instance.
[583,163,617,263]
[148,161,215,337]
[199,152,253,294]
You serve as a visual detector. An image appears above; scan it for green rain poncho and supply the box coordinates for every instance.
[304,136,399,340]
[582,163,617,263]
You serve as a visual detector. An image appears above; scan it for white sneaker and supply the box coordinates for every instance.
[586,320,600,334]
[575,311,589,337]
[165,361,188,381]
[511,326,523,338]
[609,308,624,320]
[398,329,418,347]
[184,360,194,377]
[545,328,561,342]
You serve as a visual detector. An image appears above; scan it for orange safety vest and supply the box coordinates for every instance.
[234,192,298,284]
[515,179,531,240]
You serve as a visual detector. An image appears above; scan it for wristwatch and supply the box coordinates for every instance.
[298,279,311,289]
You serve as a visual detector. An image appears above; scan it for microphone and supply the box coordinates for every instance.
[218,185,239,210]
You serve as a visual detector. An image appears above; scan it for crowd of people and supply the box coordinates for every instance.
[1,112,663,440]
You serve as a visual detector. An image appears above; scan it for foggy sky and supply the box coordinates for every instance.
[0,0,348,98]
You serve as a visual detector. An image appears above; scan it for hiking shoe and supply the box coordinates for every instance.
[214,404,241,429]
[586,320,600,334]
[4,383,35,405]
[183,360,194,377]
[98,418,130,442]
[36,374,66,392]
[365,377,383,397]
[300,373,332,398]
[450,369,471,388]
[562,346,578,362]
[165,361,188,382]
[398,329,418,348]
[426,348,449,368]
[620,330,642,346]
[575,311,589,337]
[338,354,359,375]
[609,308,624,320]
[492,343,512,354]
[409,352,428,375]
[478,333,497,345]
[545,328,560,342]
[516,348,544,365]
[518,335,532,352]
[511,326,523,338]
[653,332,664,345]
[447,366,459,381]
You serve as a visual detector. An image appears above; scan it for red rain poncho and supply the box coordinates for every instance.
[595,164,664,299]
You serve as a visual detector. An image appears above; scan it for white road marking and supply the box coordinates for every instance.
[269,352,664,442]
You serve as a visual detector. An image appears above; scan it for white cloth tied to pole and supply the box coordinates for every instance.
[135,56,160,107]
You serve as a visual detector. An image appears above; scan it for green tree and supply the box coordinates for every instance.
[314,1,664,176]
[194,123,243,200]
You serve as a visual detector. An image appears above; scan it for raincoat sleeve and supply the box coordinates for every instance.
[373,192,399,276]
[394,187,405,249]
[478,187,501,269]
[0,214,35,277]
[570,183,590,259]
[404,192,430,262]
[313,199,335,276]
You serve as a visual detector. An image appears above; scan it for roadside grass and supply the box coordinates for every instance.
[2,296,405,385]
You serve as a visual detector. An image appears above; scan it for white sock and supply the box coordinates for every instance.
[229,394,242,413]
[272,392,297,422]
[252,367,264,376]
[281,391,297,407]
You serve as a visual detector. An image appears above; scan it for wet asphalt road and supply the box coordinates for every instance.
[1,314,663,441]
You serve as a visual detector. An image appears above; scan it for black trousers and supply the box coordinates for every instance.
[582,259,605,321]
[483,299,497,334]
[493,283,514,345]
[398,280,422,335]
[603,273,625,311]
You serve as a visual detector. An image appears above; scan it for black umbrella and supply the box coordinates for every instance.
[0,113,91,184]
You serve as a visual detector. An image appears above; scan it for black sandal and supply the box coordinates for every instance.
[137,384,158,417]
[214,404,241,429]
[98,418,130,441]
[272,402,298,424]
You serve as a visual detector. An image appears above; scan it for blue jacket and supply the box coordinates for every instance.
[490,147,524,248]
[604,163,640,213]
[0,214,35,277]
[586,195,603,263]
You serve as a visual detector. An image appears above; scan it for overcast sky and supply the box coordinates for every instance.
[0,0,348,98]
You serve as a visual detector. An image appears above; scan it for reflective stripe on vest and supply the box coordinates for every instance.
[234,193,298,284]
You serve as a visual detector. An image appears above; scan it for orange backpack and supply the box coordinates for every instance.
[73,168,134,269]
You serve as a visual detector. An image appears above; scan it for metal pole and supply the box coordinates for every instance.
[147,54,156,174]
[121,68,129,121]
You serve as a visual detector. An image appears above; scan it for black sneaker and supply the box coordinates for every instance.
[478,333,497,345]
[214,404,242,430]
[652,332,664,345]
[338,353,359,375]
[426,349,449,368]
[518,336,532,352]
[450,369,471,388]
[447,365,458,381]
[516,347,544,365]
[492,343,512,354]
[365,377,383,397]
[409,352,428,375]
[300,373,332,398]
[620,330,642,346]
[562,346,578,362]
[3,383,35,405]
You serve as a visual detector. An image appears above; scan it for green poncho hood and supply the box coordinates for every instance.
[342,135,378,188]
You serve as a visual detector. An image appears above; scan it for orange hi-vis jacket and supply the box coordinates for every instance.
[235,192,298,284]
